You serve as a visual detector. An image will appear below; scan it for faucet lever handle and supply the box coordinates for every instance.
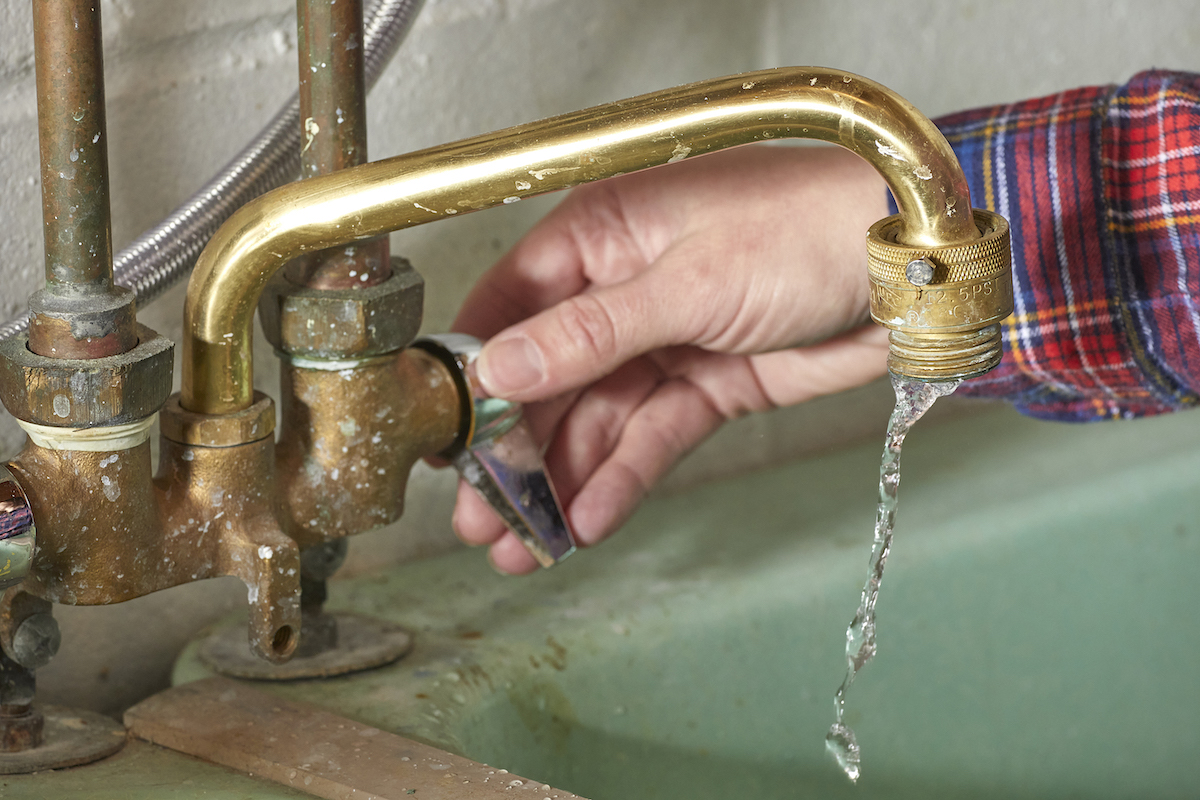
[413,335,576,568]
[0,465,35,591]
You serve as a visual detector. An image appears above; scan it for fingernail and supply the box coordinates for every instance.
[478,335,544,396]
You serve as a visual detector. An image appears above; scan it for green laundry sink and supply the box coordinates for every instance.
[171,403,1200,800]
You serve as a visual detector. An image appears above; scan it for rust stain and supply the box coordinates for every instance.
[457,664,494,692]
[544,636,568,671]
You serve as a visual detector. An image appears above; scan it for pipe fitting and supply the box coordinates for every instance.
[0,324,173,428]
[866,209,1014,381]
[159,392,275,448]
[26,287,138,360]
[258,257,424,359]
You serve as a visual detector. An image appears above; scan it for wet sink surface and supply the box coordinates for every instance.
[175,404,1200,800]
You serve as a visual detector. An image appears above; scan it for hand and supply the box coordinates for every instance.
[450,144,891,573]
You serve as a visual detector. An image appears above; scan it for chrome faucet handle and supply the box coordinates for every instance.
[413,334,577,568]
[0,465,35,590]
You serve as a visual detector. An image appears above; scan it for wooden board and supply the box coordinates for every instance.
[125,677,585,800]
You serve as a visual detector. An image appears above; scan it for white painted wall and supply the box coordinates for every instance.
[0,0,1196,714]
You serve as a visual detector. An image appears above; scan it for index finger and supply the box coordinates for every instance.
[452,194,590,340]
[451,180,658,339]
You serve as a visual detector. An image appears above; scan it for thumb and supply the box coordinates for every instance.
[474,269,704,402]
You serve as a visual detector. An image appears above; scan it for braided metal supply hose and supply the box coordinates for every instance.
[0,0,424,343]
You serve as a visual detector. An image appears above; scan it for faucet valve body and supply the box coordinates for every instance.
[866,209,1013,381]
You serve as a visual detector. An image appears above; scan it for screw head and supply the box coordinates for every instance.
[906,258,936,286]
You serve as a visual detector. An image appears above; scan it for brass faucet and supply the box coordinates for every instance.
[183,66,1012,417]
[179,66,1012,677]
[0,0,1011,769]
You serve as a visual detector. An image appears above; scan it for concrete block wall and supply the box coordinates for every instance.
[0,0,1196,714]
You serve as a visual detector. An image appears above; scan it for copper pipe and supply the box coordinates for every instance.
[32,0,113,293]
[290,0,391,290]
[183,67,979,416]
[29,0,136,359]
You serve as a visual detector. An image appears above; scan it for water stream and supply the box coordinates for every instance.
[825,373,962,782]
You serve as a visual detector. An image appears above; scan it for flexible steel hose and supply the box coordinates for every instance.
[0,0,424,344]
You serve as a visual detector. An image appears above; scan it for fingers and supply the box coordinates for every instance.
[541,357,665,503]
[453,365,726,570]
[472,255,721,402]
[748,323,890,407]
[488,532,540,575]
[452,328,891,573]
[451,484,541,575]
[451,358,665,574]
[451,480,506,547]
[452,181,664,340]
[451,211,590,340]
[566,375,726,544]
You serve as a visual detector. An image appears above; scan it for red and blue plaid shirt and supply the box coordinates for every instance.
[930,70,1200,421]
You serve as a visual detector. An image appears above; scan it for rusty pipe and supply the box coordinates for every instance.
[182,67,983,416]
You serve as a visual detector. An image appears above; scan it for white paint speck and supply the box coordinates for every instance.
[529,166,579,180]
[667,143,692,164]
[875,140,906,162]
[303,117,320,153]
[101,475,120,502]
[258,545,274,560]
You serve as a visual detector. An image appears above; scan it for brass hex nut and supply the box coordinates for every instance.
[258,257,424,358]
[159,391,276,447]
[0,324,173,427]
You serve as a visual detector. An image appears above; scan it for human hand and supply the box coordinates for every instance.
[450,144,891,573]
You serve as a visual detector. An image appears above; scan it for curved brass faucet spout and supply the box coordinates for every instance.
[183,66,996,416]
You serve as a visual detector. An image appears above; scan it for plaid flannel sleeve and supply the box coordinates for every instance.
[925,70,1200,421]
